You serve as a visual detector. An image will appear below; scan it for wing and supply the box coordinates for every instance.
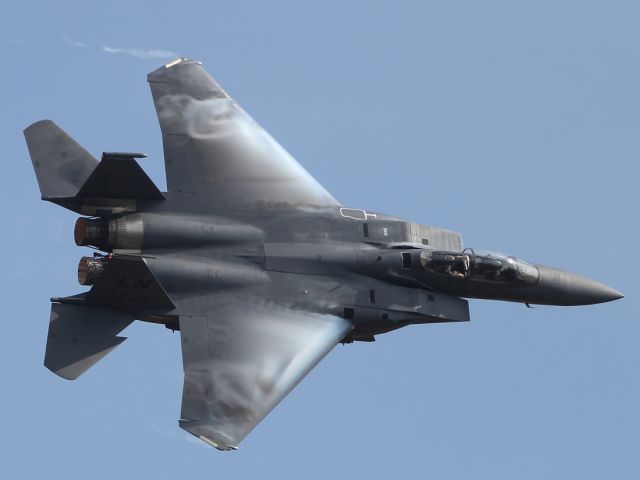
[178,297,351,450]
[147,58,339,209]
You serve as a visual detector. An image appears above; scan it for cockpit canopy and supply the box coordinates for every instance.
[419,249,539,285]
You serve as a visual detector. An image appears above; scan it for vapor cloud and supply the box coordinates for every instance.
[101,46,177,59]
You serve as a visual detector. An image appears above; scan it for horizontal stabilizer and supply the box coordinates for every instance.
[24,120,98,199]
[45,303,135,380]
[76,153,164,201]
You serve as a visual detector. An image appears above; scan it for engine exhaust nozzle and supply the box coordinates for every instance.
[74,217,109,248]
[78,256,107,286]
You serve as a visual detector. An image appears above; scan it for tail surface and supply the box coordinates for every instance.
[24,120,98,199]
[24,120,164,214]
[45,303,135,380]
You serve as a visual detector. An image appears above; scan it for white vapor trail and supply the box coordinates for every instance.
[63,36,89,48]
[61,36,177,60]
[101,46,177,59]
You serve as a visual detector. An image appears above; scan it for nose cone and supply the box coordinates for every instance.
[535,265,624,306]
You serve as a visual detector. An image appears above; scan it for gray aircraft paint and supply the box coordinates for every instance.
[24,58,623,451]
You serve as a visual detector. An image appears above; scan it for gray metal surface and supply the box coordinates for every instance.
[45,303,134,380]
[148,59,339,209]
[24,120,98,199]
[179,298,350,450]
[76,154,164,201]
[24,57,623,451]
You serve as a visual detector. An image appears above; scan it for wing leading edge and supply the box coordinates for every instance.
[178,298,351,450]
[147,58,339,209]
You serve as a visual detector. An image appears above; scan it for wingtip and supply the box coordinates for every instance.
[147,57,202,82]
[198,435,239,451]
[164,57,199,68]
[179,419,239,452]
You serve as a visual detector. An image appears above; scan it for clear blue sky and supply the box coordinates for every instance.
[2,1,638,478]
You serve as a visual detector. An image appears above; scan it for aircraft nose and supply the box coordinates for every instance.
[535,265,624,306]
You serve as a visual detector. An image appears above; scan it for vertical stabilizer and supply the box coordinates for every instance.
[24,120,98,200]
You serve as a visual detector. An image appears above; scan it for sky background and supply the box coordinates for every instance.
[1,1,638,478]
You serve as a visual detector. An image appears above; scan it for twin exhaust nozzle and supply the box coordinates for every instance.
[75,217,111,285]
[74,214,267,288]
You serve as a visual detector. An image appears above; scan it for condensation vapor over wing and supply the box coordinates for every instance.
[147,58,340,210]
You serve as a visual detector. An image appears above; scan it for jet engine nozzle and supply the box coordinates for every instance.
[74,217,109,247]
[78,256,108,285]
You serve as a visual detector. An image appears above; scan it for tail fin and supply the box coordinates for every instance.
[24,120,98,199]
[24,120,164,214]
[45,303,135,380]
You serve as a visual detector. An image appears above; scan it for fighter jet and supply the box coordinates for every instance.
[24,58,623,451]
